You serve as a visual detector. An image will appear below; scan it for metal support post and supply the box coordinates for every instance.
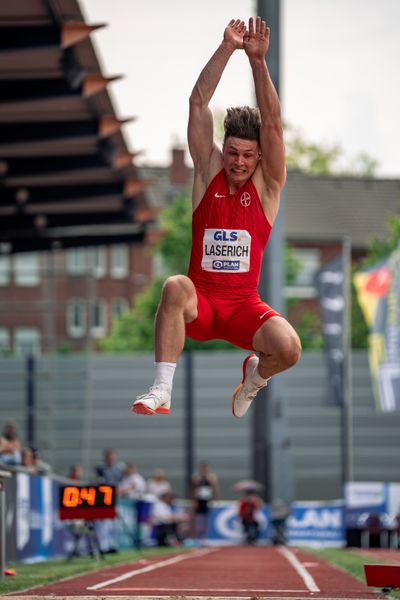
[341,235,353,486]
[0,469,12,580]
[26,354,35,448]
[184,351,195,498]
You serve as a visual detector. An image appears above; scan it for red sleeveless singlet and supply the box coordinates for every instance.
[187,169,272,299]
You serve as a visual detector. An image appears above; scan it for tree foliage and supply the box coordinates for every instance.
[284,123,378,177]
[361,212,400,267]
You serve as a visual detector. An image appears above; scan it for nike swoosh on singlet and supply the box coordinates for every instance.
[214,192,226,198]
[259,310,273,319]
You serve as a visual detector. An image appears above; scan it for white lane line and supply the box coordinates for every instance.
[86,548,215,591]
[102,587,308,593]
[278,546,320,593]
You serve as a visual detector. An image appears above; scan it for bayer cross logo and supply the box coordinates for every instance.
[240,192,251,207]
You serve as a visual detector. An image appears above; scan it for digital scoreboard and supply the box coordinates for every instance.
[59,485,116,520]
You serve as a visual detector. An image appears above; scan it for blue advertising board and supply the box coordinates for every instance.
[287,501,345,547]
[16,473,65,562]
[206,502,271,544]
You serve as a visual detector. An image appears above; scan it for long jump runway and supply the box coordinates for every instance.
[9,546,385,600]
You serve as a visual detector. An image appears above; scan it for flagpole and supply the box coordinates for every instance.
[342,235,354,486]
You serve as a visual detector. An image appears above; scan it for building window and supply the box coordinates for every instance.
[0,328,10,354]
[111,245,128,279]
[285,248,321,298]
[0,255,11,286]
[88,246,107,278]
[67,248,87,275]
[111,298,129,321]
[67,299,87,338]
[90,299,106,338]
[14,328,41,356]
[14,253,40,286]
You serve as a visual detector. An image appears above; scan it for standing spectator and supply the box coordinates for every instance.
[238,490,263,544]
[0,421,22,466]
[95,448,124,553]
[118,462,147,547]
[191,462,219,541]
[96,448,124,486]
[118,462,146,500]
[147,469,172,499]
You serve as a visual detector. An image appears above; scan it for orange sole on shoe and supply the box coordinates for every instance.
[231,353,257,418]
[132,403,170,415]
[231,383,243,417]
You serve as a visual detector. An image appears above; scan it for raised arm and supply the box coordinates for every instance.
[188,19,245,208]
[244,17,286,221]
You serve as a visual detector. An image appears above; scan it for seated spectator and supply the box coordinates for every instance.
[152,492,188,547]
[0,422,22,466]
[118,462,146,500]
[147,469,172,498]
[21,447,37,473]
[270,498,290,545]
[30,447,52,475]
[68,464,84,481]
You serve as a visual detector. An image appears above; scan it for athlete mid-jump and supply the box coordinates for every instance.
[133,16,301,418]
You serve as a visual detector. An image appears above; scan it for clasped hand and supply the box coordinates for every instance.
[224,16,270,58]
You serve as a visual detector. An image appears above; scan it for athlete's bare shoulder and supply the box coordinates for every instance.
[251,163,281,224]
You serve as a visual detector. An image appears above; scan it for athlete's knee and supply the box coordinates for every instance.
[161,275,195,308]
[277,334,302,369]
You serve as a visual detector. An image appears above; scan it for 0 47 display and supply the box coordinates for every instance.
[59,485,116,520]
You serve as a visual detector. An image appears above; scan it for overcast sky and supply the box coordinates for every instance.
[80,0,400,177]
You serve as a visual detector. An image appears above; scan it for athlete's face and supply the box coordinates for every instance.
[222,137,260,190]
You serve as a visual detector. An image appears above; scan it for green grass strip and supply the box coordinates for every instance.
[0,546,188,595]
[306,547,400,599]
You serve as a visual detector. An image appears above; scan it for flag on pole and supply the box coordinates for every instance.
[353,244,400,412]
[315,254,345,405]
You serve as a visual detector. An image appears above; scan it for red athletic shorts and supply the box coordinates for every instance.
[185,289,282,351]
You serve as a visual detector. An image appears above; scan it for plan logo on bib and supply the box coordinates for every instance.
[240,192,251,207]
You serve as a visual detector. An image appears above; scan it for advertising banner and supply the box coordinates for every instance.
[344,481,386,528]
[206,502,271,544]
[287,501,345,547]
[344,481,400,528]
[315,254,345,404]
[354,245,400,411]
[16,473,64,562]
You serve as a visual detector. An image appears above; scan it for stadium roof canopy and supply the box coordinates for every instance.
[0,0,153,253]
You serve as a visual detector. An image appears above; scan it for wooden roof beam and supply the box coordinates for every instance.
[0,23,106,51]
[0,74,123,115]
[0,182,126,205]
[0,117,135,156]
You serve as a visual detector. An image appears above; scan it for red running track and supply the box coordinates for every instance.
[9,546,385,599]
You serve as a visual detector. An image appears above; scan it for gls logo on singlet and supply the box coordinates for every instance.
[214,230,237,242]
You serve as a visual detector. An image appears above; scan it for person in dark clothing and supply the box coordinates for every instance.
[95,448,124,553]
[238,490,263,544]
[191,462,219,540]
